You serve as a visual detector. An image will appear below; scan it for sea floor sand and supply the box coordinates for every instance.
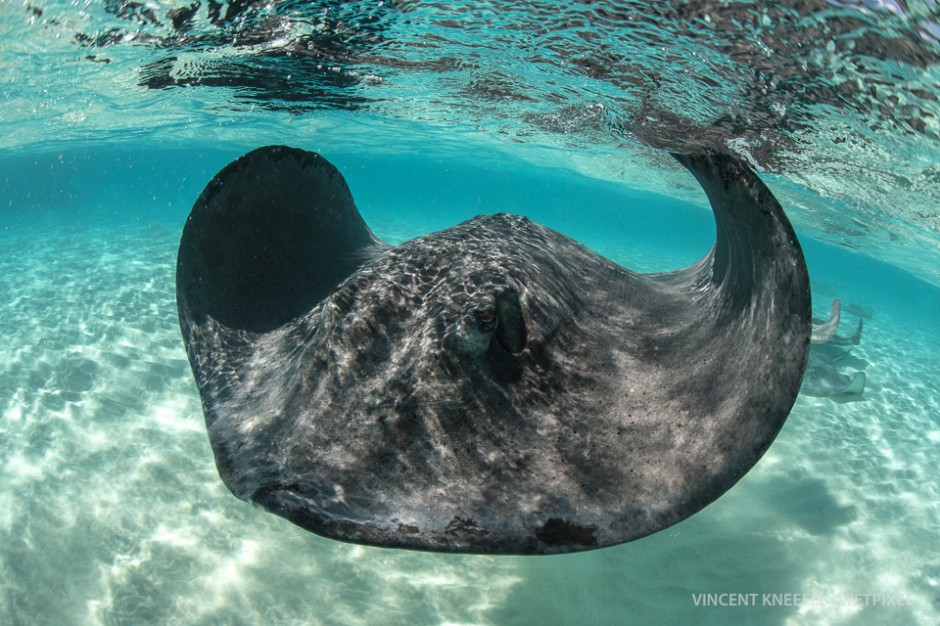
[0,221,937,625]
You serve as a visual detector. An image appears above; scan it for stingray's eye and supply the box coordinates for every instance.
[474,306,498,332]
[494,289,527,354]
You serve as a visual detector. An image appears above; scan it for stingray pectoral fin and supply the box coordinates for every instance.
[848,318,863,345]
[627,153,811,534]
[844,372,866,395]
[829,317,864,346]
[811,299,842,343]
[670,153,810,314]
[176,146,386,497]
[177,145,385,333]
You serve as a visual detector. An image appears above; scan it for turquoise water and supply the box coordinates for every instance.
[3,1,940,625]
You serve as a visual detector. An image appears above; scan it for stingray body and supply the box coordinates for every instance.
[811,299,864,346]
[177,146,811,554]
[811,299,841,344]
[801,351,866,397]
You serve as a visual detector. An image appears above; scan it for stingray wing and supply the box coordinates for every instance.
[177,147,811,554]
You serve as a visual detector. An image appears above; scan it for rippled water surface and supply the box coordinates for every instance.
[4,0,940,282]
[1,1,939,624]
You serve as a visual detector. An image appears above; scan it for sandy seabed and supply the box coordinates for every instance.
[0,220,937,626]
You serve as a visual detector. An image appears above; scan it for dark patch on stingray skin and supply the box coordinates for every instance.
[536,518,599,548]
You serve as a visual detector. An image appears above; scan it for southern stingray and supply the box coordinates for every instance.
[805,299,866,397]
[801,350,866,397]
[811,299,864,346]
[177,146,811,554]
[811,299,841,344]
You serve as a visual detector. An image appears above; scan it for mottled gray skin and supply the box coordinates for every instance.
[177,146,811,554]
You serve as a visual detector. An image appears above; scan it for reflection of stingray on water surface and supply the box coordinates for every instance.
[177,146,811,554]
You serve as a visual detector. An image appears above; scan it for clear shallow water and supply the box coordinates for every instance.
[2,1,940,625]
[2,149,939,625]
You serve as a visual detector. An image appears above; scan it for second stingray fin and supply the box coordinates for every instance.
[177,145,387,333]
